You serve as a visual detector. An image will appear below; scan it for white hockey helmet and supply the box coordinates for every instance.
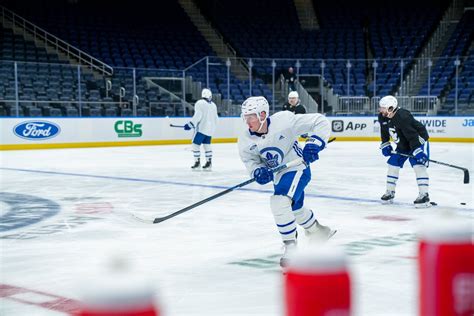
[379,95,398,111]
[201,88,212,100]
[241,96,270,132]
[288,91,299,99]
[241,96,269,119]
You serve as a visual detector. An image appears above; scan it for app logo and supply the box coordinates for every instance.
[13,121,61,140]
[332,120,344,132]
[114,120,142,137]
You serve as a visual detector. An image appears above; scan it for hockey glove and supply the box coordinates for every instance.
[184,123,192,131]
[380,142,393,157]
[302,143,321,164]
[412,147,428,164]
[253,167,274,185]
[302,135,325,164]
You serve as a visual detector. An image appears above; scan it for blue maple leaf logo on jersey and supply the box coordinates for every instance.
[265,152,280,168]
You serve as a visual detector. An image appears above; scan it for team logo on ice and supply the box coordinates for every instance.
[260,147,284,168]
[0,193,111,239]
[13,121,61,140]
[0,192,60,232]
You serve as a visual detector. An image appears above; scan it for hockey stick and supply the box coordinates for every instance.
[395,152,470,184]
[165,116,186,128]
[301,136,336,144]
[138,158,306,224]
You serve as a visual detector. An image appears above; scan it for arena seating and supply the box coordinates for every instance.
[418,10,474,114]
[0,0,470,117]
[1,0,219,116]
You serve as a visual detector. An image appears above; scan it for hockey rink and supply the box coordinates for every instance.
[0,141,472,315]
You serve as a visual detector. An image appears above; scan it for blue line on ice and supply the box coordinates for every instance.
[1,167,472,211]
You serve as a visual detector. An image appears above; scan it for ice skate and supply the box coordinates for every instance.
[280,239,297,268]
[381,190,395,204]
[305,220,336,243]
[202,159,212,171]
[191,159,200,171]
[414,193,430,208]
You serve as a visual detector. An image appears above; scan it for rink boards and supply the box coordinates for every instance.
[1,116,473,150]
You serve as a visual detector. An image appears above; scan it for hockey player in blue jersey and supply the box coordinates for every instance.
[238,96,335,267]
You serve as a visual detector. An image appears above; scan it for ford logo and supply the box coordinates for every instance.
[13,121,61,140]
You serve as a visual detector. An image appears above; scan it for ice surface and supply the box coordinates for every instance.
[1,141,472,315]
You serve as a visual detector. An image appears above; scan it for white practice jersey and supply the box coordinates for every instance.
[190,99,218,136]
[238,111,330,183]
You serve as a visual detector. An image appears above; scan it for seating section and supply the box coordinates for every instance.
[368,5,441,96]
[197,0,366,96]
[315,2,368,96]
[418,10,474,114]
[0,25,150,117]
[1,0,217,116]
[196,0,446,98]
[0,0,471,117]
[441,51,474,114]
[1,27,79,116]
[4,0,214,69]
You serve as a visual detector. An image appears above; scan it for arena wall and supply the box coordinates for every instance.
[1,116,472,150]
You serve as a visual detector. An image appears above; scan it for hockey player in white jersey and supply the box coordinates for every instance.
[238,96,335,267]
[184,88,219,170]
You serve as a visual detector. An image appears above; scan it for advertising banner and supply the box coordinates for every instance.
[1,116,472,150]
[328,116,474,141]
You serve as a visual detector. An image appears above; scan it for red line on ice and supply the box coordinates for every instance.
[0,283,81,314]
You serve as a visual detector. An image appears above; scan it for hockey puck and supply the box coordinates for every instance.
[460,202,466,205]
[430,202,438,206]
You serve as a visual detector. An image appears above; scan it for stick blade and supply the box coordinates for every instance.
[130,212,155,224]
[153,216,171,224]
[464,169,470,184]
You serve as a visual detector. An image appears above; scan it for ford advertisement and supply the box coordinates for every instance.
[13,121,61,140]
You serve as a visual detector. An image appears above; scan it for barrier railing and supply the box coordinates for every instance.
[0,54,470,117]
[337,97,370,115]
[363,96,439,115]
[0,100,130,117]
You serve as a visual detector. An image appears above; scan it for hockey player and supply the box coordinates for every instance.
[238,96,335,267]
[282,91,307,114]
[184,88,219,171]
[378,95,431,207]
